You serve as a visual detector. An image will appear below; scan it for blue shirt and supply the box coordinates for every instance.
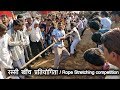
[52,29,65,47]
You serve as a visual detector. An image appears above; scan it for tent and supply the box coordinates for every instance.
[0,11,13,17]
[38,11,53,15]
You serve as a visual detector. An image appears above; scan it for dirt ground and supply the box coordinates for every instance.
[29,29,104,79]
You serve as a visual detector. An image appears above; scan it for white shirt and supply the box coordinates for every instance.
[77,20,84,31]
[22,25,30,45]
[29,27,43,42]
[66,18,71,30]
[82,18,88,28]
[101,17,112,30]
[71,27,81,40]
[0,33,13,68]
[0,71,4,79]
[105,63,120,79]
[52,29,65,47]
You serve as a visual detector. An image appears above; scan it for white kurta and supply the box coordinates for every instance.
[70,27,81,54]
[0,33,13,79]
[0,33,13,69]
[7,29,24,61]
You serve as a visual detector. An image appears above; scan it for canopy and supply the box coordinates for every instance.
[38,11,53,15]
[0,11,13,17]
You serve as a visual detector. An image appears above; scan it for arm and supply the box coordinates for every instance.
[8,36,22,46]
[52,35,57,43]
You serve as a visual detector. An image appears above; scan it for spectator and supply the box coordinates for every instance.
[101,28,120,79]
[100,11,112,31]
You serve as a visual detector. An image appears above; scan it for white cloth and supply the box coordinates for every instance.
[66,18,71,30]
[101,17,112,30]
[52,29,65,48]
[7,29,25,61]
[105,63,120,79]
[0,34,13,68]
[0,71,4,79]
[13,59,25,69]
[22,25,30,45]
[70,38,80,54]
[70,27,81,54]
[82,18,88,28]
[76,20,84,35]
[29,20,43,42]
[71,27,81,40]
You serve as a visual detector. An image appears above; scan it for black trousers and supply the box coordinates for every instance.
[66,37,72,52]
[30,41,45,58]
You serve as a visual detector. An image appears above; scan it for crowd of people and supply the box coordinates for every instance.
[0,11,120,79]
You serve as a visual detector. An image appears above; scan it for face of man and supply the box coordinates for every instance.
[34,23,39,28]
[103,44,117,67]
[1,16,9,25]
[46,20,51,26]
[14,24,23,31]
[27,18,32,24]
[58,23,63,30]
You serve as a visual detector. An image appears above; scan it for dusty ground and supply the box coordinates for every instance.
[28,29,104,79]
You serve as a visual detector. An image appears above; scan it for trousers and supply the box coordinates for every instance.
[53,46,70,68]
[70,38,80,54]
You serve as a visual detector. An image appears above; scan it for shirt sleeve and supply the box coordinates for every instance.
[52,29,56,36]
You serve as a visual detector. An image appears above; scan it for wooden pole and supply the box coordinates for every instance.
[5,31,73,79]
[20,42,56,69]
[20,31,72,69]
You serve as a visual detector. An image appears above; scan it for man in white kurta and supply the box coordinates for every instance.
[0,24,13,79]
[70,22,81,56]
[7,20,26,70]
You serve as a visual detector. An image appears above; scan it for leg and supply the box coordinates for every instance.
[26,45,33,60]
[20,49,26,65]
[13,60,22,69]
[67,37,71,52]
[70,39,80,54]
[0,67,7,79]
[59,47,70,69]
[0,71,4,79]
[38,42,45,58]
[81,27,86,37]
[60,47,70,62]
[31,42,39,57]
[53,47,62,68]
[23,46,29,62]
